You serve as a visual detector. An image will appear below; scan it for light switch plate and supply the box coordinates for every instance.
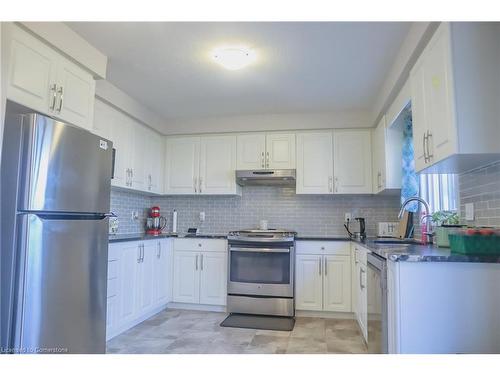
[465,203,474,221]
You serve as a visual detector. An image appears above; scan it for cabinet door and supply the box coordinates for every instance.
[165,137,200,194]
[92,98,112,139]
[146,130,164,194]
[56,56,95,130]
[357,264,368,342]
[199,135,237,194]
[266,133,296,169]
[372,118,386,193]
[295,255,323,311]
[236,134,266,170]
[130,122,148,191]
[323,255,352,312]
[172,251,200,303]
[6,25,58,115]
[410,56,429,172]
[422,24,456,165]
[333,130,372,194]
[118,243,141,324]
[296,132,334,194]
[109,110,133,189]
[154,240,171,306]
[137,242,156,315]
[106,296,118,340]
[199,252,227,306]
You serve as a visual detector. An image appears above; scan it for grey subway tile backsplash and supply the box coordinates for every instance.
[459,161,500,227]
[111,186,401,237]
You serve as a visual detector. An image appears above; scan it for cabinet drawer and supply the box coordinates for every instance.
[296,241,351,255]
[107,278,118,298]
[107,260,118,280]
[173,238,227,252]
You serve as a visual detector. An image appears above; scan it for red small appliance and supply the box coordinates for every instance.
[145,206,167,235]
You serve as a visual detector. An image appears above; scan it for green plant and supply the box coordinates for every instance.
[431,210,460,226]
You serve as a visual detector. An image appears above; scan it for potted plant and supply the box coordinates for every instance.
[431,211,463,247]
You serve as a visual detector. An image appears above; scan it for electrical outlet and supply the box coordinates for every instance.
[131,210,139,221]
[344,212,352,222]
[465,203,474,221]
[199,212,205,222]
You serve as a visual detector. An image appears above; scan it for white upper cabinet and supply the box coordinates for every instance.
[93,98,163,193]
[55,57,96,131]
[410,22,500,173]
[296,131,334,194]
[236,134,266,170]
[165,136,200,194]
[199,135,237,195]
[236,132,295,170]
[333,130,372,194]
[265,133,296,169]
[6,24,95,130]
[372,116,403,194]
[165,135,240,195]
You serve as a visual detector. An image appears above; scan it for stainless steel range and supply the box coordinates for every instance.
[227,229,295,317]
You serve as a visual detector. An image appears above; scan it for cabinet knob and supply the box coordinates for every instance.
[198,243,202,247]
[320,246,325,250]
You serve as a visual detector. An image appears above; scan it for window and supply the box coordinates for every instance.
[419,173,459,213]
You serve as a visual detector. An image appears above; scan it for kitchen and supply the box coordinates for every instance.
[1,9,500,364]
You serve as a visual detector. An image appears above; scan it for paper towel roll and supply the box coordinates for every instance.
[172,210,177,233]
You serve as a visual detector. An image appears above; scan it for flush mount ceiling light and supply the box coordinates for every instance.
[212,46,256,70]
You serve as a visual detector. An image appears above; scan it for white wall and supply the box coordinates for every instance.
[161,110,370,136]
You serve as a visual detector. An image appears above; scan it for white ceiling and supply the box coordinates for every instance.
[68,22,411,124]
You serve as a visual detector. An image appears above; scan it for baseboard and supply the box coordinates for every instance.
[167,302,227,313]
[295,310,355,319]
[106,304,168,341]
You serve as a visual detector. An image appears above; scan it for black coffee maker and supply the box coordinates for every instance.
[344,217,366,240]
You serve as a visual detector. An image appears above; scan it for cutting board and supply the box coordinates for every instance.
[397,211,411,239]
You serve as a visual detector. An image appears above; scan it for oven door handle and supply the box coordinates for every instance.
[229,247,290,253]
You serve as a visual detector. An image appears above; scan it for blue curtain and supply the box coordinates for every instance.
[401,108,419,212]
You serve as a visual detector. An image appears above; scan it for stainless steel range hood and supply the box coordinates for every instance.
[235,169,296,187]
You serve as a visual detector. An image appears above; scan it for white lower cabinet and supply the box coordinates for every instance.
[172,251,200,304]
[106,238,173,340]
[172,239,227,306]
[352,244,368,342]
[295,241,352,313]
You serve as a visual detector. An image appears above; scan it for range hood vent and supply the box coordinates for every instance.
[236,169,296,187]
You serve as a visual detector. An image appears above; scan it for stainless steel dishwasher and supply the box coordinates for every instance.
[367,252,388,353]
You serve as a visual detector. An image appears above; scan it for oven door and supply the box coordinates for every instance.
[228,245,294,297]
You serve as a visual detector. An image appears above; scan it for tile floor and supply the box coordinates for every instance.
[106,309,368,354]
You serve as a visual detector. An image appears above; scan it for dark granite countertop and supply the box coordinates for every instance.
[356,238,500,264]
[108,233,227,243]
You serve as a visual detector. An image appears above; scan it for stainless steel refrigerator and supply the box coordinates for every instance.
[1,103,113,354]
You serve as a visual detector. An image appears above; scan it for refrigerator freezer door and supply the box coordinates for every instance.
[15,214,108,353]
[20,114,112,213]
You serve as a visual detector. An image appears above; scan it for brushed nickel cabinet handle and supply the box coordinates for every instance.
[137,245,142,263]
[324,258,327,276]
[360,268,366,289]
[328,176,333,193]
[49,84,57,110]
[194,177,197,193]
[426,130,433,160]
[319,257,322,275]
[57,86,64,113]
[195,254,198,271]
[261,152,265,168]
[266,151,270,168]
[199,177,202,193]
[423,133,428,163]
[334,177,339,193]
